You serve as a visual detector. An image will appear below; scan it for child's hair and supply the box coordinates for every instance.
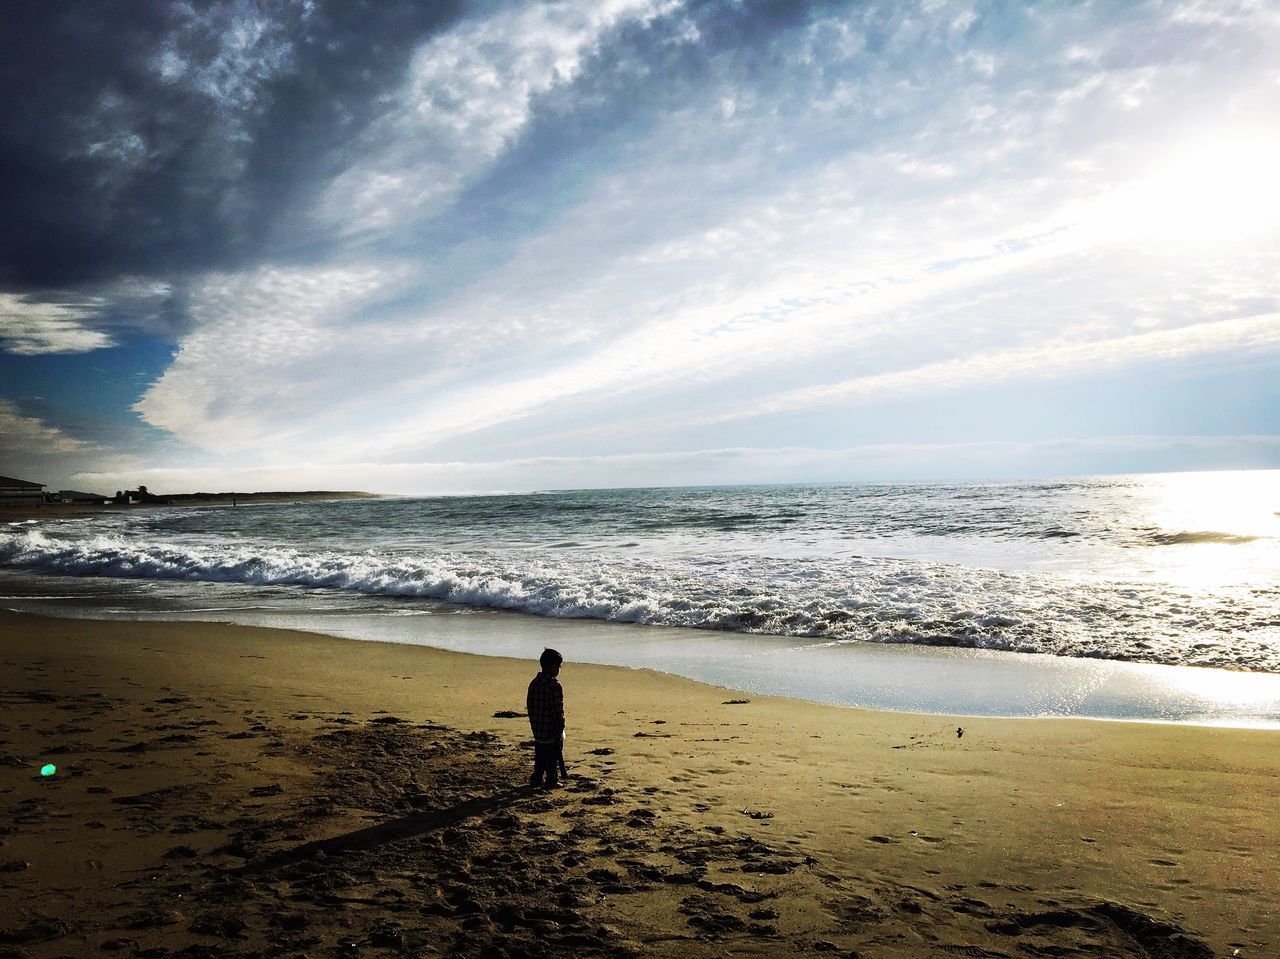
[539,648,564,670]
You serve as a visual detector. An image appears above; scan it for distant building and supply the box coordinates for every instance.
[57,489,111,505]
[0,475,45,506]
[114,485,169,505]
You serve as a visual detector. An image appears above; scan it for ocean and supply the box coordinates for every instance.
[4,470,1279,724]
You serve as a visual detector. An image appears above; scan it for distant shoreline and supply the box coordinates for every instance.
[0,490,381,522]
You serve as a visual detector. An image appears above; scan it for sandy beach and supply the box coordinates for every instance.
[1,609,1276,958]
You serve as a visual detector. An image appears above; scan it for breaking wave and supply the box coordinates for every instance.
[1142,530,1260,546]
[2,526,1278,673]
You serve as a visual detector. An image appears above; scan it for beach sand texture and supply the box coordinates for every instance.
[1,609,1275,958]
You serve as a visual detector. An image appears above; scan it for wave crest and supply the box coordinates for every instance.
[3,527,1278,673]
[1144,530,1259,546]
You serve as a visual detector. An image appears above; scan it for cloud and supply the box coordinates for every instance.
[710,312,1280,424]
[0,278,188,356]
[0,398,142,492]
[0,294,115,355]
[99,0,1272,465]
[134,262,412,452]
[5,0,1280,485]
[0,399,92,455]
[0,0,461,291]
[72,434,1280,495]
[316,0,676,234]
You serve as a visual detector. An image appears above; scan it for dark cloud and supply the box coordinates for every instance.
[1,0,844,317]
[0,0,464,293]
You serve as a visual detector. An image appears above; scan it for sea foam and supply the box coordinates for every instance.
[3,523,1277,673]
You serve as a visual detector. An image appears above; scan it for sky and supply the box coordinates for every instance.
[2,0,1279,495]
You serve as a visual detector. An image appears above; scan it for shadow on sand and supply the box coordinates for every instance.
[233,786,535,876]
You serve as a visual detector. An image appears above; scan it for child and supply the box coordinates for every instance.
[525,648,565,788]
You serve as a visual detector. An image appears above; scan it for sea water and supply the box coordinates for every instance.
[3,471,1279,723]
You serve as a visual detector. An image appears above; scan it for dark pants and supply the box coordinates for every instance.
[532,741,561,786]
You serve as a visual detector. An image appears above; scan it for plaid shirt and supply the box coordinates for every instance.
[526,672,564,744]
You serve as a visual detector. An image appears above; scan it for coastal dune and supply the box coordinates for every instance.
[1,609,1274,957]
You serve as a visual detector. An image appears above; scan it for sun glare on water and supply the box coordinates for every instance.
[1160,663,1280,716]
[1128,470,1280,589]
[1146,470,1280,539]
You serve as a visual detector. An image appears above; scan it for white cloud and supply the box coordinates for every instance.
[134,263,411,453]
[0,294,115,355]
[0,279,179,356]
[114,1,1280,478]
[0,400,90,455]
[711,312,1280,423]
[319,204,1279,456]
[316,0,676,234]
[1170,0,1280,27]
[304,0,1271,451]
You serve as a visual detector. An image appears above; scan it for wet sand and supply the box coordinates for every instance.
[1,609,1276,957]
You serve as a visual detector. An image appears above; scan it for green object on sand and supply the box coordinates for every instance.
[40,764,56,777]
